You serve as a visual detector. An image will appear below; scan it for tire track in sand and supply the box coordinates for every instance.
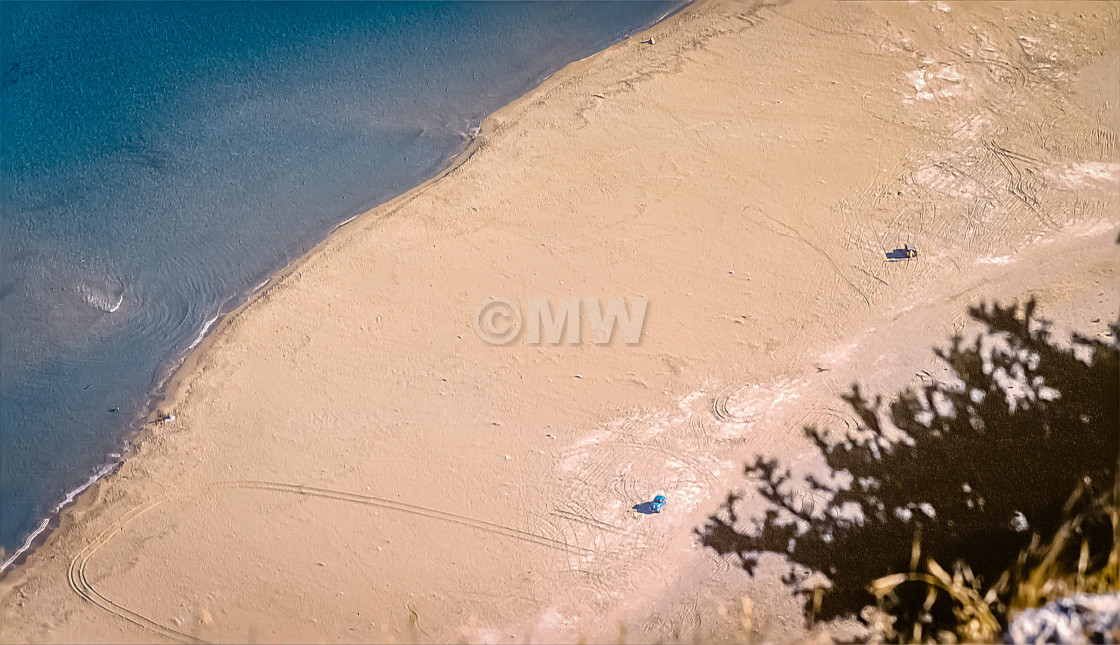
[68,480,591,644]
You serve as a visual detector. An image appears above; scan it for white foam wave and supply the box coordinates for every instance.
[78,283,124,313]
[188,313,219,350]
[1,461,118,573]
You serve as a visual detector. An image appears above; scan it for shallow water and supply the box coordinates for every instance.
[0,1,677,556]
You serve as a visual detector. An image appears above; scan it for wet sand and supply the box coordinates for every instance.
[2,1,1117,642]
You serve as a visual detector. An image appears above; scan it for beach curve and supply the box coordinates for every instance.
[2,1,1117,642]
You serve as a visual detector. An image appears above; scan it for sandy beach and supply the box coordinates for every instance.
[2,1,1117,642]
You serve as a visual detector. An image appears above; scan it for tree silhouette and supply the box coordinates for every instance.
[699,300,1119,640]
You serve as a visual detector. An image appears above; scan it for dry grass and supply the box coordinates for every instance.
[868,484,1119,643]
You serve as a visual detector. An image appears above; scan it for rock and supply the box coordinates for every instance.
[1005,593,1120,644]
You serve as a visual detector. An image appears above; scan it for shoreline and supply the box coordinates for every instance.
[2,1,1116,642]
[0,138,463,575]
[0,3,690,579]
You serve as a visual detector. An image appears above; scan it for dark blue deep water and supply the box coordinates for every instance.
[0,1,676,561]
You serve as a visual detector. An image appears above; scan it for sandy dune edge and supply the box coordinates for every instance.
[2,1,1118,642]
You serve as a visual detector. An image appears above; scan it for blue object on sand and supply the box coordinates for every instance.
[651,495,667,512]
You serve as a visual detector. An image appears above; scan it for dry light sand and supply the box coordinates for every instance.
[2,1,1118,643]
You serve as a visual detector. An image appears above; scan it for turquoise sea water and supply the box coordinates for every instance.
[0,1,677,560]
